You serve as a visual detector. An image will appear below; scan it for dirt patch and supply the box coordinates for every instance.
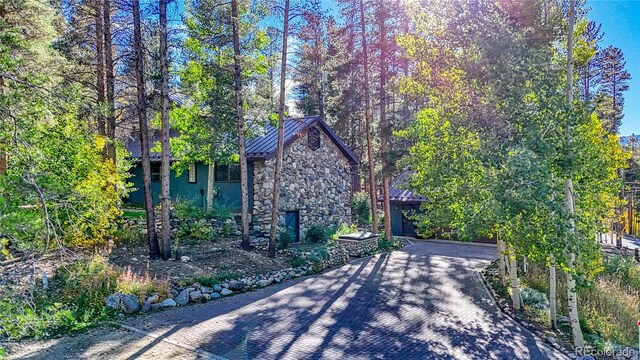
[108,238,293,282]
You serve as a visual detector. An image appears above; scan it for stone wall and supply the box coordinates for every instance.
[337,238,378,257]
[251,126,353,239]
[122,217,242,237]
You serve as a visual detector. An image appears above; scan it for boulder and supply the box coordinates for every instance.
[140,300,152,313]
[210,292,221,300]
[189,290,203,301]
[120,294,139,314]
[161,298,177,307]
[258,279,271,287]
[213,284,223,293]
[229,281,245,292]
[202,293,212,301]
[201,286,213,294]
[181,256,191,262]
[175,287,194,305]
[105,292,123,310]
[146,293,160,304]
[220,288,234,297]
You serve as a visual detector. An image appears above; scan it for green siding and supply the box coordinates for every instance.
[126,161,252,211]
[127,162,209,207]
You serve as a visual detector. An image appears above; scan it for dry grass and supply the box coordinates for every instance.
[117,266,171,301]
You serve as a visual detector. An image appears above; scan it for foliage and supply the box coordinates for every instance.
[116,267,171,302]
[520,287,549,310]
[175,222,216,244]
[350,192,372,226]
[377,234,402,251]
[304,224,328,243]
[289,257,306,268]
[113,227,141,246]
[278,228,293,250]
[326,223,358,240]
[181,271,242,287]
[174,199,233,220]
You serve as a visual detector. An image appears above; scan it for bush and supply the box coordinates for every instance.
[278,229,294,249]
[520,287,549,310]
[305,224,328,243]
[117,267,170,302]
[378,234,402,251]
[325,223,358,240]
[113,227,141,245]
[290,257,306,268]
[174,198,233,220]
[175,222,215,244]
[351,191,371,225]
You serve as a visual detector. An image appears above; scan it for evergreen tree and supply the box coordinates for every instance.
[596,45,630,134]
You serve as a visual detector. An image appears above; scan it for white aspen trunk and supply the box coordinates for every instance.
[522,255,527,274]
[508,244,521,311]
[549,253,557,329]
[207,164,215,211]
[497,236,507,286]
[565,0,585,348]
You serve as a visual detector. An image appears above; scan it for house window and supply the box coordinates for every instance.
[188,163,197,183]
[308,126,320,151]
[215,164,241,182]
[151,163,161,182]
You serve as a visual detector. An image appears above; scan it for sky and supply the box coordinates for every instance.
[587,0,640,136]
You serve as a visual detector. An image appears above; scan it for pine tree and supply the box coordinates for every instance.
[596,45,630,134]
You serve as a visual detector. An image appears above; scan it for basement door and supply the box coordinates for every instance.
[285,210,300,243]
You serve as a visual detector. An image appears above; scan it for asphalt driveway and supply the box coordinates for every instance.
[13,241,565,360]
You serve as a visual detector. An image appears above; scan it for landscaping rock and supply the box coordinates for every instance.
[202,293,211,301]
[201,286,213,294]
[120,294,139,314]
[181,256,191,262]
[220,288,234,297]
[150,303,163,311]
[229,280,245,292]
[140,300,152,313]
[210,292,221,299]
[189,290,203,301]
[258,279,271,287]
[557,316,570,324]
[175,287,194,305]
[213,284,223,293]
[161,298,177,307]
[146,294,159,304]
[105,292,123,309]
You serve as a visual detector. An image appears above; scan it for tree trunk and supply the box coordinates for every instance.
[497,236,507,286]
[95,0,105,138]
[378,0,392,241]
[565,0,585,348]
[103,0,116,162]
[132,0,160,260]
[207,164,215,211]
[358,0,378,235]
[231,0,250,251]
[268,0,290,258]
[508,244,521,311]
[549,253,557,329]
[159,0,172,260]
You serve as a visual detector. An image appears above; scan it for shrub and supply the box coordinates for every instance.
[181,272,242,287]
[278,229,294,249]
[220,222,233,237]
[174,198,234,220]
[305,224,327,243]
[175,222,215,244]
[326,223,358,240]
[117,267,171,302]
[378,234,402,251]
[290,257,306,268]
[351,191,371,225]
[113,227,141,245]
[520,287,549,310]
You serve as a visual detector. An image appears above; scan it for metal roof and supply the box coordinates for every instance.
[385,172,427,202]
[125,116,359,165]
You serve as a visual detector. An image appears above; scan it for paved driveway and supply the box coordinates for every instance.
[13,241,565,359]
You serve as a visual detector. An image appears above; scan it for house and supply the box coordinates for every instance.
[125,116,359,241]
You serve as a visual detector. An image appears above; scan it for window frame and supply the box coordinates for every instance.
[214,164,241,182]
[188,163,197,183]
[150,163,161,182]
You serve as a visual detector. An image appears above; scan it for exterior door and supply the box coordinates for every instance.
[285,211,300,243]
[401,205,417,237]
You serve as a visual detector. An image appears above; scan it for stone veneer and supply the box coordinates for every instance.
[336,238,378,257]
[251,125,353,239]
